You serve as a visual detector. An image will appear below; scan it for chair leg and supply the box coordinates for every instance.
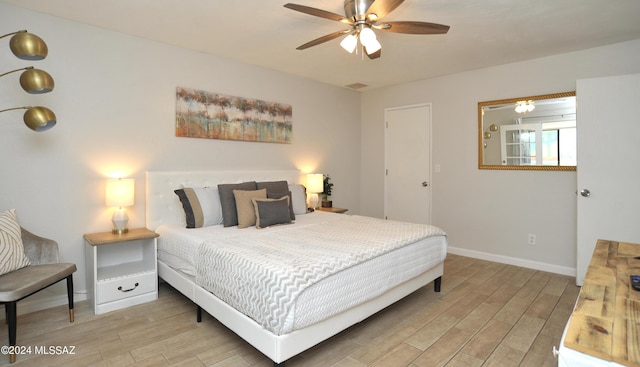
[66,274,75,322]
[6,302,16,363]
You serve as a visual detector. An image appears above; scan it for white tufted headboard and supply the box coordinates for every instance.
[145,170,304,230]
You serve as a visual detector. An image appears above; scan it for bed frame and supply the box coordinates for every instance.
[145,170,444,366]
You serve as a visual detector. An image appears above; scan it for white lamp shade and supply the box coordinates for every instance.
[105,178,135,207]
[359,27,377,48]
[364,38,381,54]
[340,34,357,53]
[306,174,324,194]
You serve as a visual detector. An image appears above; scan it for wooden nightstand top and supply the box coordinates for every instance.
[84,228,158,246]
[318,207,348,214]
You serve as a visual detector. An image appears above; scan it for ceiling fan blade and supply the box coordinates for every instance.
[366,0,405,19]
[366,48,382,59]
[284,3,351,24]
[380,21,450,34]
[296,30,350,50]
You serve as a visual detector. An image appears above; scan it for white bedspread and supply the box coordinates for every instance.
[195,214,446,335]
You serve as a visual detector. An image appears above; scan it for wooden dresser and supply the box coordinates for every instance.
[559,239,640,367]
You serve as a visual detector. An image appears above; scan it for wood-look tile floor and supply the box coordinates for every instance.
[0,254,579,367]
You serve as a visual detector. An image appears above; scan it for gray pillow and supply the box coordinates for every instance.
[218,181,257,227]
[256,180,289,194]
[252,197,292,229]
[267,191,295,220]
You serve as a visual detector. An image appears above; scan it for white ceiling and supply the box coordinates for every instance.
[3,0,640,91]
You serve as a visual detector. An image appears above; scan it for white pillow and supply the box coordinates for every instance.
[0,209,30,276]
[288,184,307,215]
[174,187,223,228]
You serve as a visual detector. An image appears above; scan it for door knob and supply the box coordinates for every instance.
[580,189,591,197]
[422,181,429,187]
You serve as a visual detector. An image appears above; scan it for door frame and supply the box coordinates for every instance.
[383,103,433,223]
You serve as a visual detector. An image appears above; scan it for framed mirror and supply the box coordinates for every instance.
[478,91,576,171]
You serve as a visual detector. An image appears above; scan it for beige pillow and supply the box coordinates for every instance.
[0,209,30,276]
[233,189,267,228]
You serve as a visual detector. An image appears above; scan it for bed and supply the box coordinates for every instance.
[145,170,447,366]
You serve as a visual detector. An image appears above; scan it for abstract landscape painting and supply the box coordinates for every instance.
[176,87,292,143]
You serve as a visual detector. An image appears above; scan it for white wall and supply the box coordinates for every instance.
[361,39,640,275]
[0,3,362,306]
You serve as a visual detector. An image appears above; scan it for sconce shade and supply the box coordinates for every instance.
[5,31,48,60]
[20,68,54,94]
[306,173,324,194]
[23,106,56,131]
[0,67,54,94]
[0,106,57,132]
[1,67,55,94]
[105,178,135,207]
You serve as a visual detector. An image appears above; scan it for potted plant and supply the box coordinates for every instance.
[321,174,334,208]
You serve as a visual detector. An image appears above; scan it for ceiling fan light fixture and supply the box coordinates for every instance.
[515,100,535,113]
[340,33,358,53]
[283,1,450,60]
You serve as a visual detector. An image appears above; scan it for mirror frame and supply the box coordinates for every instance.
[478,91,577,171]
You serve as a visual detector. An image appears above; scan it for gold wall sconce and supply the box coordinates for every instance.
[0,106,56,131]
[482,123,498,147]
[1,30,56,132]
[0,30,48,60]
[0,67,55,94]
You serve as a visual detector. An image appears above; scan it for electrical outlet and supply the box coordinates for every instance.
[528,234,536,246]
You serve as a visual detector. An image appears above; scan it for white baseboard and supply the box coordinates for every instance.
[447,246,576,277]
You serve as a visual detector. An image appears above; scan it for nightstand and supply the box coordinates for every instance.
[84,228,159,315]
[318,207,348,214]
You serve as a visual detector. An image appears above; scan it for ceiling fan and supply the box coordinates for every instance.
[284,0,450,59]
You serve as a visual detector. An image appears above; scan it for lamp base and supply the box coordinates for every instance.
[308,193,320,210]
[111,207,129,235]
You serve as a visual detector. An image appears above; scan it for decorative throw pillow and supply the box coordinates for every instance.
[174,187,223,228]
[233,189,267,228]
[288,184,307,215]
[252,197,293,229]
[267,191,295,220]
[257,180,289,194]
[0,209,30,276]
[218,181,258,227]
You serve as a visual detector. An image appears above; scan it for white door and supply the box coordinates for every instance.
[576,73,640,285]
[384,104,431,224]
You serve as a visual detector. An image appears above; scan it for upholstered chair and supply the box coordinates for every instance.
[0,227,76,363]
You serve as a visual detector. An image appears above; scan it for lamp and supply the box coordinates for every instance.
[515,100,535,113]
[306,173,323,210]
[0,67,55,94]
[340,33,358,53]
[359,27,381,54]
[0,106,56,131]
[339,25,381,56]
[0,30,48,60]
[1,30,56,131]
[105,178,135,234]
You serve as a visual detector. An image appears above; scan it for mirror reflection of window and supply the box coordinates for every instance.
[499,121,576,166]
